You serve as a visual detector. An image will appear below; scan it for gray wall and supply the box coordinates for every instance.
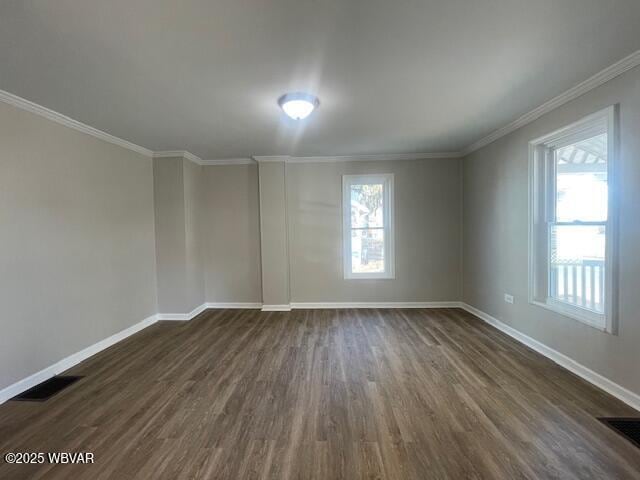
[200,159,462,305]
[203,165,262,303]
[258,161,290,306]
[153,157,188,313]
[0,101,158,391]
[3,61,637,401]
[462,65,640,395]
[153,157,205,314]
[183,159,205,310]
[287,159,462,303]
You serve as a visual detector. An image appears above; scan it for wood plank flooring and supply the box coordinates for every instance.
[1,308,639,479]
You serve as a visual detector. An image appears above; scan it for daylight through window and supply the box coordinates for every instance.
[342,174,395,279]
[529,106,617,332]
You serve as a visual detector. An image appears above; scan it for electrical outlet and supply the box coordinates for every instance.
[504,293,514,304]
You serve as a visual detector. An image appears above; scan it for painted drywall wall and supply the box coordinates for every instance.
[258,161,290,306]
[183,158,205,310]
[202,165,262,304]
[0,101,158,391]
[200,158,461,305]
[462,65,640,395]
[153,157,188,313]
[153,156,205,314]
[287,159,462,303]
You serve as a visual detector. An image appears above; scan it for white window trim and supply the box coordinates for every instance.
[342,173,395,280]
[528,105,619,334]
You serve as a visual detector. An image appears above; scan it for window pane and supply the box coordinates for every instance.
[351,228,385,273]
[549,225,605,313]
[555,133,607,222]
[350,183,384,228]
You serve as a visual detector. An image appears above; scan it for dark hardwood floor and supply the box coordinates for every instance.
[1,308,639,479]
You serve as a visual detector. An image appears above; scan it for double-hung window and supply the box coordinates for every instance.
[529,106,618,332]
[342,174,395,279]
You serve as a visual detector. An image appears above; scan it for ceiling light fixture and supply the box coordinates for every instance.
[277,92,319,120]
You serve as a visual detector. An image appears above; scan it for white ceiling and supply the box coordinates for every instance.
[1,0,639,160]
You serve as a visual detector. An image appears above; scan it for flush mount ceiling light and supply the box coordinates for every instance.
[277,92,320,120]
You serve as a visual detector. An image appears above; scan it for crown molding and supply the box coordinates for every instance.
[0,88,154,157]
[461,49,640,156]
[251,152,462,164]
[201,158,255,166]
[253,155,290,163]
[5,48,638,164]
[152,150,203,165]
[287,152,461,163]
[0,89,460,164]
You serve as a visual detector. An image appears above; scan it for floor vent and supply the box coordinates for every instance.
[11,376,83,402]
[599,418,640,448]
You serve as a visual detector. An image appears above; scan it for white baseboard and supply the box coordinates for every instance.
[0,313,158,405]
[199,301,460,312]
[157,302,263,320]
[261,304,292,312]
[290,301,460,309]
[156,303,208,321]
[6,301,635,413]
[206,302,262,309]
[260,301,459,311]
[460,303,640,412]
[0,301,255,404]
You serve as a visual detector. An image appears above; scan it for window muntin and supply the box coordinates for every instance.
[529,106,617,332]
[343,174,394,279]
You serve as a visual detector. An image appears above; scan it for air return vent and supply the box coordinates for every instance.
[11,376,83,402]
[599,418,640,449]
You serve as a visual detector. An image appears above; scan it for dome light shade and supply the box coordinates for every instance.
[278,92,319,120]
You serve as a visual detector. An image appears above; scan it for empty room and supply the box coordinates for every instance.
[1,1,640,479]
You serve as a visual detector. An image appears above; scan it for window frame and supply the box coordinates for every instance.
[528,105,619,333]
[342,173,395,280]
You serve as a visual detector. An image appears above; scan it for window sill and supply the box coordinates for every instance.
[344,273,395,280]
[530,299,610,333]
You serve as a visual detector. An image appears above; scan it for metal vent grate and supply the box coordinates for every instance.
[599,418,640,449]
[11,376,83,402]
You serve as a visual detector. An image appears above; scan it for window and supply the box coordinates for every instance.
[529,106,618,332]
[343,174,395,279]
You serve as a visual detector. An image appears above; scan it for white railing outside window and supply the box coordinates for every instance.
[550,259,605,313]
[529,106,618,333]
